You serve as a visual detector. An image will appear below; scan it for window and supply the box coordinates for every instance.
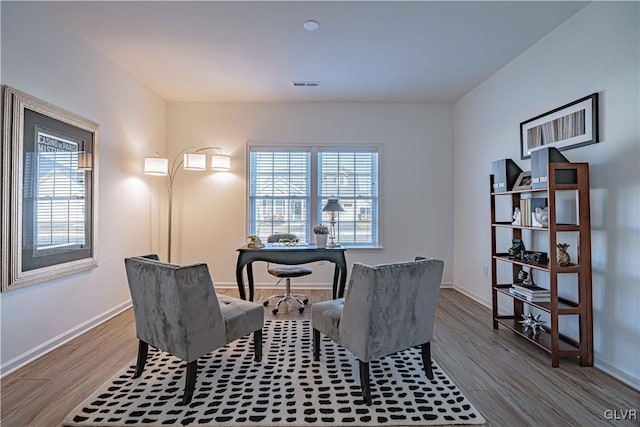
[249,144,379,247]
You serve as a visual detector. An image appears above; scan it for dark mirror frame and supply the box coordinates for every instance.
[1,86,99,291]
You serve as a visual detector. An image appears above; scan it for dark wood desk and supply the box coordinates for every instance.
[235,244,347,302]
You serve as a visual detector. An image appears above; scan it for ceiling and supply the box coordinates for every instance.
[40,1,588,103]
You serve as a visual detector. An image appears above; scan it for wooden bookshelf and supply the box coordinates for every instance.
[490,162,593,367]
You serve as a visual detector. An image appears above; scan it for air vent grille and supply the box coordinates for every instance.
[292,81,320,87]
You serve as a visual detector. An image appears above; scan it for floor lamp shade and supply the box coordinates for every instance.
[184,152,207,170]
[211,153,231,171]
[144,157,169,175]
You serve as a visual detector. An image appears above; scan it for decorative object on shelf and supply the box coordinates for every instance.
[519,313,546,336]
[491,158,522,192]
[247,235,264,248]
[512,207,521,226]
[523,251,548,265]
[520,93,599,160]
[517,268,535,285]
[322,198,344,247]
[508,238,526,260]
[1,86,99,292]
[512,171,533,191]
[530,147,577,189]
[532,207,549,228]
[313,224,329,249]
[144,146,231,262]
[556,243,571,266]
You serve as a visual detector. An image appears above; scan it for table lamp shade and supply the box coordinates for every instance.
[322,198,344,212]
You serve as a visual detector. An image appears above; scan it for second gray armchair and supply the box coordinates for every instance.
[311,257,445,405]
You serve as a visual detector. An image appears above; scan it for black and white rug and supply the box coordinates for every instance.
[64,320,485,426]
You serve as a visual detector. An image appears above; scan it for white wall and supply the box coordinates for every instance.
[166,102,454,287]
[453,2,639,389]
[0,3,167,373]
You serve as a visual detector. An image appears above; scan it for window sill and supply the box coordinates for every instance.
[340,245,384,250]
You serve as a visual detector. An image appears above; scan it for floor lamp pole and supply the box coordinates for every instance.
[167,184,173,263]
[145,146,230,263]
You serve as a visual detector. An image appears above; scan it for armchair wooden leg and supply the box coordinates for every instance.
[313,328,320,361]
[359,360,372,406]
[421,342,434,380]
[182,360,198,405]
[254,329,263,362]
[133,340,148,378]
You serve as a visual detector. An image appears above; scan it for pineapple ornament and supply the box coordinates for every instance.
[556,243,571,266]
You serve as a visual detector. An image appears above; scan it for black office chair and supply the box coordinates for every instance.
[263,233,311,314]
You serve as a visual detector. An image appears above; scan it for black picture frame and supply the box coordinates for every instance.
[520,93,599,160]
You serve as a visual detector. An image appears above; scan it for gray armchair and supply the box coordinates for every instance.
[124,255,264,405]
[311,257,444,405]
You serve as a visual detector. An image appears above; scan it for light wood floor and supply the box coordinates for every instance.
[1,289,638,426]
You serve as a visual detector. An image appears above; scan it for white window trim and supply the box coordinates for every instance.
[246,141,382,248]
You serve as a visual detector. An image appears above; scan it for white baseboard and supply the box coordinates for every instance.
[595,359,640,391]
[450,283,492,308]
[0,300,132,378]
[451,282,640,392]
[215,282,456,290]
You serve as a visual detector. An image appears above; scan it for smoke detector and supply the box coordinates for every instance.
[304,20,319,31]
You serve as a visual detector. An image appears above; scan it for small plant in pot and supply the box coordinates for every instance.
[313,224,329,248]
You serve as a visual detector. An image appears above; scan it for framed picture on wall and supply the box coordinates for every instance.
[520,93,599,160]
[1,86,99,291]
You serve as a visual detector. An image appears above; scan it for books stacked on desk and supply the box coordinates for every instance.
[509,283,551,302]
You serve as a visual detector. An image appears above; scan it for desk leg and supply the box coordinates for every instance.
[332,265,340,300]
[236,265,247,301]
[246,263,255,302]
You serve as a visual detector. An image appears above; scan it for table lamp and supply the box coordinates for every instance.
[322,198,344,247]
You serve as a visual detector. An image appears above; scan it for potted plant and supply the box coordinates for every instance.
[313,224,329,248]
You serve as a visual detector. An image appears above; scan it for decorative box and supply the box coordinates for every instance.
[491,158,522,192]
[531,147,577,189]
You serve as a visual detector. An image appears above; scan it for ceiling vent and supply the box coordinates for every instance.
[292,81,320,87]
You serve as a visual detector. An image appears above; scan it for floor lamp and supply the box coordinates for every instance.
[322,198,344,247]
[144,146,230,262]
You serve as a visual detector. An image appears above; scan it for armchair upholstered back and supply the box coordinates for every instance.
[311,257,444,405]
[124,256,227,362]
[339,258,445,362]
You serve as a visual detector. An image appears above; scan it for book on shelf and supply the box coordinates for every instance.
[512,283,550,294]
[519,197,547,228]
[509,288,551,302]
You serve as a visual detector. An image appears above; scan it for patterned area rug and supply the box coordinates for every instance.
[64,320,485,426]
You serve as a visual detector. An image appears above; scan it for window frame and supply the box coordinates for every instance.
[247,142,381,248]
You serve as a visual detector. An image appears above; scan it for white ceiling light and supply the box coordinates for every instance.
[304,20,319,31]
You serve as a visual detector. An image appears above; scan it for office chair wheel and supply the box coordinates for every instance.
[303,298,309,305]
[272,309,279,315]
[263,301,269,307]
[298,307,305,313]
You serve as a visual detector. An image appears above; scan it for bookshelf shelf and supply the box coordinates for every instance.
[490,162,593,368]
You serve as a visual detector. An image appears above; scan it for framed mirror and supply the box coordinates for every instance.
[1,86,99,291]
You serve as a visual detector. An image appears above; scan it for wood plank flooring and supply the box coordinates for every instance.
[1,288,638,426]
